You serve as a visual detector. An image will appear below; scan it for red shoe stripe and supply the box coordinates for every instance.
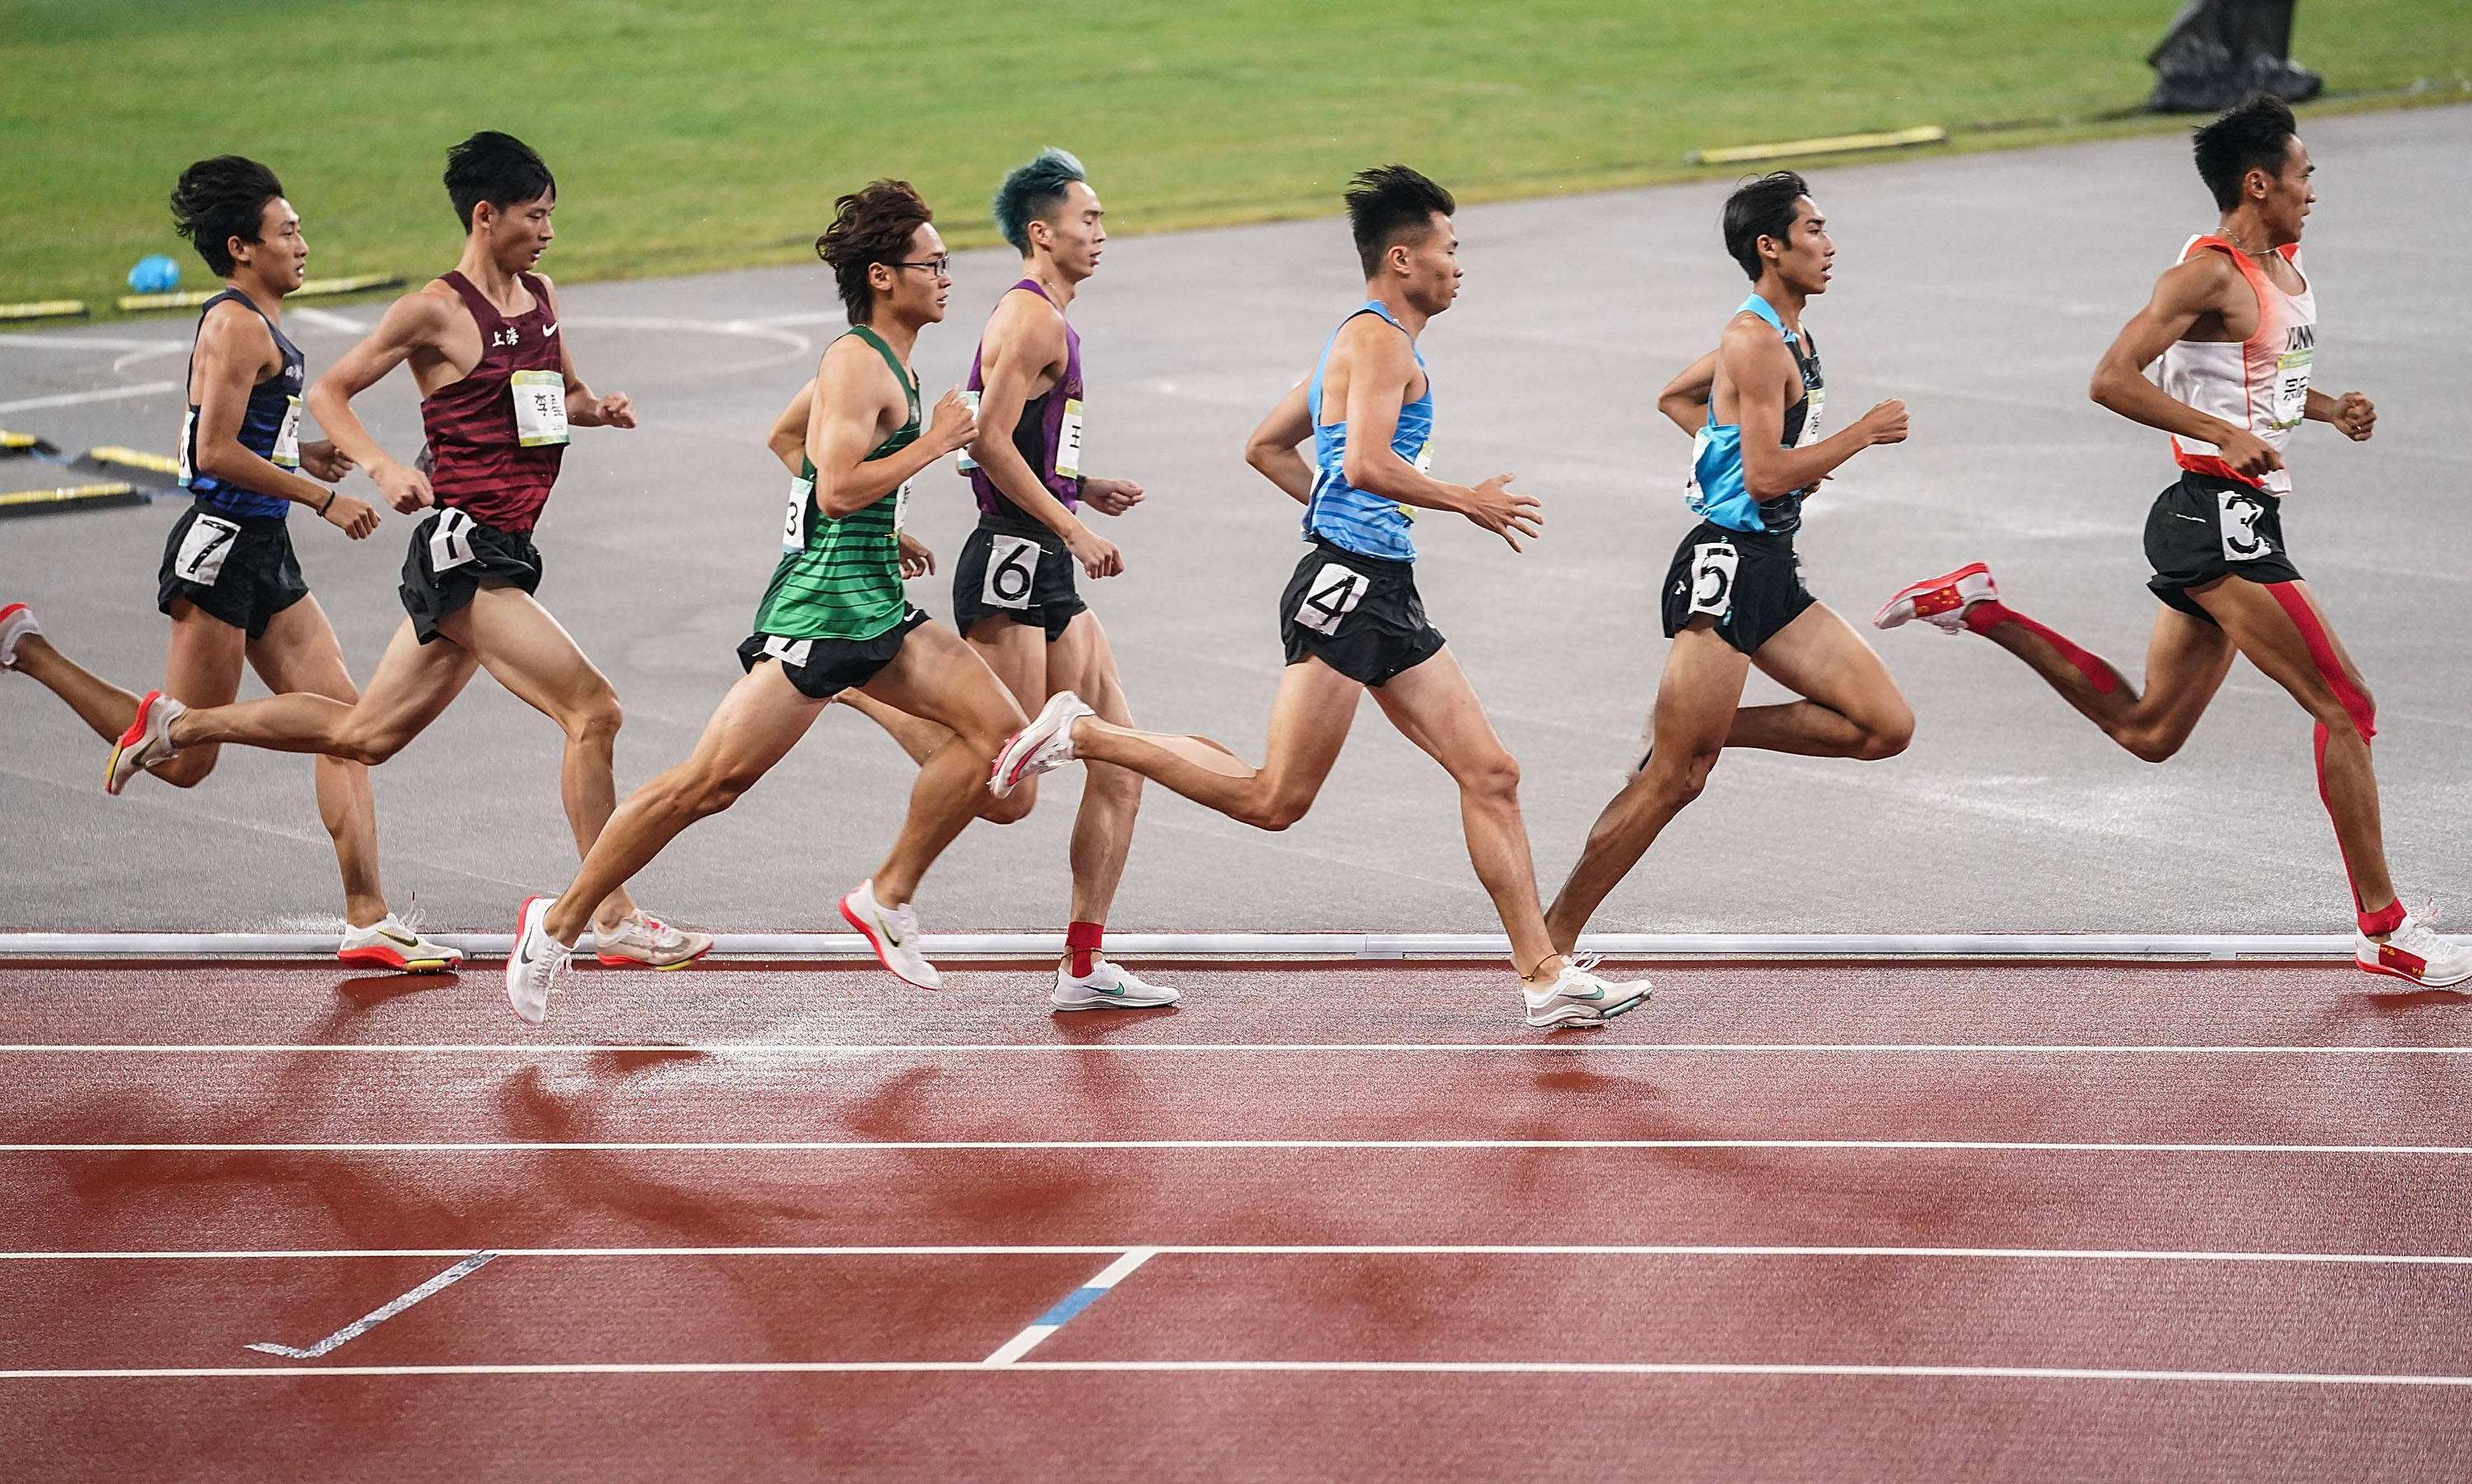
[2378,943,2429,979]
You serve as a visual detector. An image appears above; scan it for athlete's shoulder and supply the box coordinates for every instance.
[194,293,274,353]
[2151,244,2247,305]
[986,286,1067,349]
[1719,311,1791,358]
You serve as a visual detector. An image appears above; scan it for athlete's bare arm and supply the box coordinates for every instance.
[806,340,972,520]
[1243,382,1315,504]
[1334,316,1540,550]
[1724,316,1903,499]
[192,302,377,537]
[770,377,933,576]
[1656,349,1719,435]
[2304,386,2376,441]
[968,293,1119,577]
[2089,253,2282,478]
[534,276,632,429]
[306,288,461,513]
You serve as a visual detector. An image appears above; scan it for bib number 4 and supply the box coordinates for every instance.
[1293,562,1366,637]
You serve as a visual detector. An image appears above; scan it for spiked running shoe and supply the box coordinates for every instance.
[1875,561,1997,634]
[990,691,1091,800]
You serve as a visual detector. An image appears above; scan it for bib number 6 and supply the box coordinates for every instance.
[1293,562,1366,637]
[981,534,1042,610]
[1688,541,1739,619]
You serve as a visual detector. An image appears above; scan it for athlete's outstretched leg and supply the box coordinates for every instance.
[5,631,149,743]
[248,595,386,928]
[168,617,478,766]
[1068,657,1362,831]
[2189,577,2395,921]
[1050,613,1142,929]
[1722,605,1913,760]
[1543,621,1749,954]
[851,621,1032,907]
[1369,648,1563,977]
[541,661,828,944]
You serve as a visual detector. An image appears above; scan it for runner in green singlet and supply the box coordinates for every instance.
[503,180,1031,1021]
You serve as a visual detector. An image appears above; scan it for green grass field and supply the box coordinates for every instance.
[2,0,2466,310]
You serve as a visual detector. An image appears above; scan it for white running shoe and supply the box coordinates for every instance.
[840,878,941,990]
[105,689,185,795]
[337,903,463,974]
[1521,954,1652,1029]
[2357,908,2472,990]
[592,911,714,970]
[0,602,38,670]
[990,690,1092,799]
[1051,959,1182,1011]
[504,895,574,1024]
[1875,561,1997,634]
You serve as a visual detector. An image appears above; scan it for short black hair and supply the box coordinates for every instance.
[817,180,934,322]
[170,156,285,278]
[1722,171,1810,282]
[444,131,556,231]
[1345,165,1454,278]
[993,147,1087,255]
[2193,94,2298,210]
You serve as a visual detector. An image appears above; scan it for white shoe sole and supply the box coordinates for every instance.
[1874,562,1991,632]
[1051,985,1182,1011]
[840,892,941,990]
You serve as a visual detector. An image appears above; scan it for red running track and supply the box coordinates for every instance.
[2,958,2468,1482]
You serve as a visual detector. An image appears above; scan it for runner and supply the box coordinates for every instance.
[503,178,1029,1023]
[1540,171,1914,955]
[1874,96,2467,987]
[1,155,456,971]
[101,131,709,971]
[985,164,1651,1030]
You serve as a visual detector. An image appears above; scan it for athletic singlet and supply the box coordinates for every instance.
[963,279,1083,516]
[753,326,919,642]
[2160,235,2315,496]
[1688,293,1823,536]
[418,270,566,533]
[1303,301,1430,563]
[178,288,305,521]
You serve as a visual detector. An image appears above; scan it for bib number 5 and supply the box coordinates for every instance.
[1293,562,1366,637]
[981,534,1042,610]
[1688,541,1739,619]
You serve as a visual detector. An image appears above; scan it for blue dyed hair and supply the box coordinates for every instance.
[993,147,1088,255]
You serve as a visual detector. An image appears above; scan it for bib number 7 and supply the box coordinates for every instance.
[172,513,242,586]
[1293,562,1366,637]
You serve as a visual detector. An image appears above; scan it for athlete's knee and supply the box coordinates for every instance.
[1647,748,1719,808]
[1454,746,1523,804]
[154,747,220,789]
[981,788,1036,826]
[1855,706,1915,762]
[2119,725,2185,765]
[332,722,407,767]
[564,687,623,745]
[1240,783,1316,833]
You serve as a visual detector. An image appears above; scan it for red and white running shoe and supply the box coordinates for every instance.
[337,903,463,974]
[0,602,39,670]
[105,690,185,794]
[989,691,1090,800]
[2357,908,2471,990]
[1875,562,1997,634]
[592,911,714,970]
[839,878,941,990]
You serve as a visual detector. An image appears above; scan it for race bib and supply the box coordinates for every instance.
[781,474,813,553]
[1688,541,1739,619]
[171,513,241,586]
[1795,386,1826,449]
[955,390,983,472]
[271,396,303,469]
[2268,346,2313,431]
[510,370,569,448]
[428,508,479,574]
[893,479,912,535]
[981,533,1042,610]
[1056,398,1084,480]
[177,409,197,486]
[2217,489,2273,564]
[761,634,815,668]
[1292,561,1366,637]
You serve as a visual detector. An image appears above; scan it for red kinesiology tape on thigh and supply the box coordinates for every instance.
[2268,583,2375,742]
[1964,602,2119,695]
[1066,920,1104,978]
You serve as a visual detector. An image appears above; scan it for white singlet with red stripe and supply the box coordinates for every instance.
[2159,234,2315,494]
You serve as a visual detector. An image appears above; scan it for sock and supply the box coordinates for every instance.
[1963,602,2119,696]
[2359,899,2406,938]
[1066,920,1103,978]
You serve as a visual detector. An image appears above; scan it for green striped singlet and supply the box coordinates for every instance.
[751,326,920,641]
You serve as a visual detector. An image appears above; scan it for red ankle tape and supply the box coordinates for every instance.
[1066,920,1103,977]
[1969,602,2119,695]
[2358,901,2405,937]
[1959,600,2011,635]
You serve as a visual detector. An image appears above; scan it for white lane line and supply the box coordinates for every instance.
[286,307,365,335]
[4,1360,2468,1385]
[0,334,185,353]
[9,1139,2471,1154]
[4,1042,2469,1056]
[7,1244,2469,1266]
[243,1252,497,1360]
[984,1248,1158,1365]
[0,381,179,414]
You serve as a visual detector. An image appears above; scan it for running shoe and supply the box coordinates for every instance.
[504,895,573,1024]
[105,689,185,795]
[1051,958,1182,1011]
[592,911,714,970]
[1521,954,1652,1029]
[0,602,38,670]
[1874,561,1997,634]
[990,691,1092,799]
[840,878,942,990]
[337,902,464,974]
[2357,907,2472,990]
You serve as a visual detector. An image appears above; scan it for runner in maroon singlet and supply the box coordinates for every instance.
[108,131,710,968]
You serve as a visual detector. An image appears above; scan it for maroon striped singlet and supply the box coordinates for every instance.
[419,270,564,533]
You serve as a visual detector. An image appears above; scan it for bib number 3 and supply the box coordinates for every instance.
[781,475,813,553]
[510,370,570,448]
[981,534,1042,610]
[1293,562,1366,637]
[2217,490,2272,563]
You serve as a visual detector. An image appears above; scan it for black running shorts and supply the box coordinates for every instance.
[2143,472,2303,623]
[1659,520,1814,657]
[1277,538,1446,688]
[156,500,310,639]
[399,506,545,644]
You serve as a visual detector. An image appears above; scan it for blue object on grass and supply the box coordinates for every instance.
[128,255,181,293]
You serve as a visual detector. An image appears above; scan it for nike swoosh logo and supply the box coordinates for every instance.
[378,928,419,947]
[873,914,903,948]
[543,323,558,336]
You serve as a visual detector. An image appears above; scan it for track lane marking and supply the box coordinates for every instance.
[984,1249,1158,1365]
[243,1252,498,1360]
[5,1042,2467,1056]
[7,1244,2470,1265]
[11,1139,2472,1154]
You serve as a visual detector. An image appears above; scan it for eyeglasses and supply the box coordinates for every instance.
[893,256,951,277]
